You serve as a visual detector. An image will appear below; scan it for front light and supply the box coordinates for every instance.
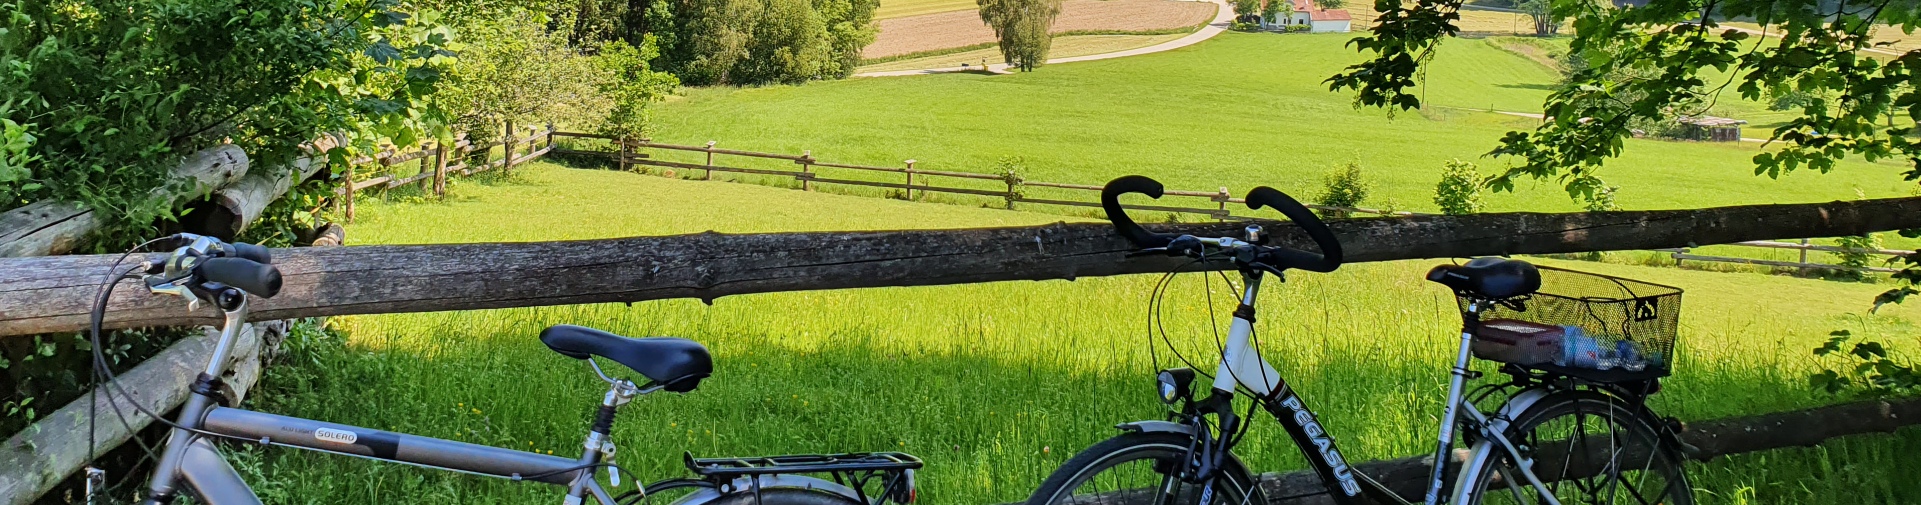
[1156,368,1195,404]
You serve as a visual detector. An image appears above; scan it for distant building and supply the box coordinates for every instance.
[1676,116,1748,142]
[1276,0,1351,33]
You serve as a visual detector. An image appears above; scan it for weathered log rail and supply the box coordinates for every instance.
[3,195,1919,338]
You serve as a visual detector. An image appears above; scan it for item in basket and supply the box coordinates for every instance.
[1474,319,1563,365]
[1557,326,1616,370]
[1616,340,1647,372]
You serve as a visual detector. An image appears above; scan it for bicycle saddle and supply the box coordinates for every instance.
[1426,257,1541,300]
[540,325,713,392]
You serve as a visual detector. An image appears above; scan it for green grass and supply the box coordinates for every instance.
[645,33,1914,216]
[241,163,1921,504]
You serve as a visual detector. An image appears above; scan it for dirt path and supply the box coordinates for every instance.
[856,0,1227,77]
[864,0,1218,59]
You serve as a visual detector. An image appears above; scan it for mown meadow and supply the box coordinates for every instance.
[237,163,1921,504]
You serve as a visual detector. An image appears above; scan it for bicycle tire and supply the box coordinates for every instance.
[1026,431,1266,505]
[1464,390,1692,505]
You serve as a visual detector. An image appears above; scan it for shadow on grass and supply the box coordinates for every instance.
[237,313,1921,505]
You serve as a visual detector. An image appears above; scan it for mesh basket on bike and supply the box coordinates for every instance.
[1460,265,1682,382]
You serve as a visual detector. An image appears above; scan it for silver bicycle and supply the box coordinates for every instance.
[82,234,919,505]
[1024,176,1692,505]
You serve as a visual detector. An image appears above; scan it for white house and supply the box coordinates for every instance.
[1270,0,1351,33]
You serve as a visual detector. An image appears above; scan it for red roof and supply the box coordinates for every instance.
[1290,0,1352,21]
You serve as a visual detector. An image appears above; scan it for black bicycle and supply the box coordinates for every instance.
[1024,175,1692,505]
[79,234,920,505]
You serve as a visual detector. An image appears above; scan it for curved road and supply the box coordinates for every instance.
[854,0,1234,78]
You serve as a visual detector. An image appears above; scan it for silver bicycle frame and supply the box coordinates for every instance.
[1203,272,1567,505]
[139,303,621,505]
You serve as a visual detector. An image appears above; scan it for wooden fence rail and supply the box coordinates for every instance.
[337,124,557,221]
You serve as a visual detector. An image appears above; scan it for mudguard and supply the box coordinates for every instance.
[1115,420,1196,435]
[668,475,866,505]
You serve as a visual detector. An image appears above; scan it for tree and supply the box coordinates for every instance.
[978,0,1063,71]
[1262,0,1291,25]
[1516,0,1558,36]
[1330,0,1921,396]
[1315,0,1344,10]
[0,0,455,249]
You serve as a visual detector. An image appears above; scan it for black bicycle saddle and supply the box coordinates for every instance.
[1426,257,1542,300]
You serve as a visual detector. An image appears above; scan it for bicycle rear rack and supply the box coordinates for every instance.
[684,452,922,504]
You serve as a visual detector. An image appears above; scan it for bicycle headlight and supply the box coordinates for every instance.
[1156,368,1195,404]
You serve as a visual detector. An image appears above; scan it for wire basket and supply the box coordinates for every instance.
[1463,266,1683,381]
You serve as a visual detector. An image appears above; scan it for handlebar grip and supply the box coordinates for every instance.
[1101,176,1175,248]
[226,242,272,264]
[1244,186,1343,272]
[198,257,283,298]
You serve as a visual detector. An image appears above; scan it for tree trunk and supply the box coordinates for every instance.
[2,196,1919,338]
[0,144,250,257]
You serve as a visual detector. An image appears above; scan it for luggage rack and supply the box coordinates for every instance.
[683,452,922,504]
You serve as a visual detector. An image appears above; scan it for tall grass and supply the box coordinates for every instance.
[239,165,1921,504]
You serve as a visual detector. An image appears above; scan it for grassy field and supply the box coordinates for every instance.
[646,33,1914,217]
[239,163,1921,504]
[858,33,1193,72]
[877,0,977,19]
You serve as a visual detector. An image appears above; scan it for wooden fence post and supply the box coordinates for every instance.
[432,141,449,197]
[617,137,630,172]
[1216,187,1231,222]
[904,159,917,201]
[1799,237,1812,276]
[800,150,814,191]
[503,120,517,172]
[704,141,716,180]
[343,162,356,223]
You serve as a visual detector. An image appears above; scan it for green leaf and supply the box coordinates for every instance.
[1853,341,1889,360]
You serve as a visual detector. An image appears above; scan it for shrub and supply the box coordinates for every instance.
[1316,162,1370,217]
[1285,24,1312,32]
[997,156,1027,209]
[1433,158,1484,215]
[1832,233,1883,282]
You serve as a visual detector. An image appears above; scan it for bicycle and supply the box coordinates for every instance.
[1024,175,1693,505]
[79,234,921,505]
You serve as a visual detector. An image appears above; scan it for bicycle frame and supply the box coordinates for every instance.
[1179,270,1564,505]
[140,303,621,505]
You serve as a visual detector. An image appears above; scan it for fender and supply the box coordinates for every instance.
[668,475,866,505]
[1115,420,1196,435]
[1449,387,1554,504]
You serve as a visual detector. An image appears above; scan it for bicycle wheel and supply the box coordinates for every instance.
[1026,432,1266,505]
[1465,390,1692,505]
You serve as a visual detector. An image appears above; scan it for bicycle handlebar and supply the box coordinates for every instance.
[199,257,283,298]
[1100,176,1343,274]
[1099,175,1175,249]
[1243,186,1342,273]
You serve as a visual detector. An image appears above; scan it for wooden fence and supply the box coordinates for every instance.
[336,122,558,221]
[548,132,1420,221]
[544,133,1918,276]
